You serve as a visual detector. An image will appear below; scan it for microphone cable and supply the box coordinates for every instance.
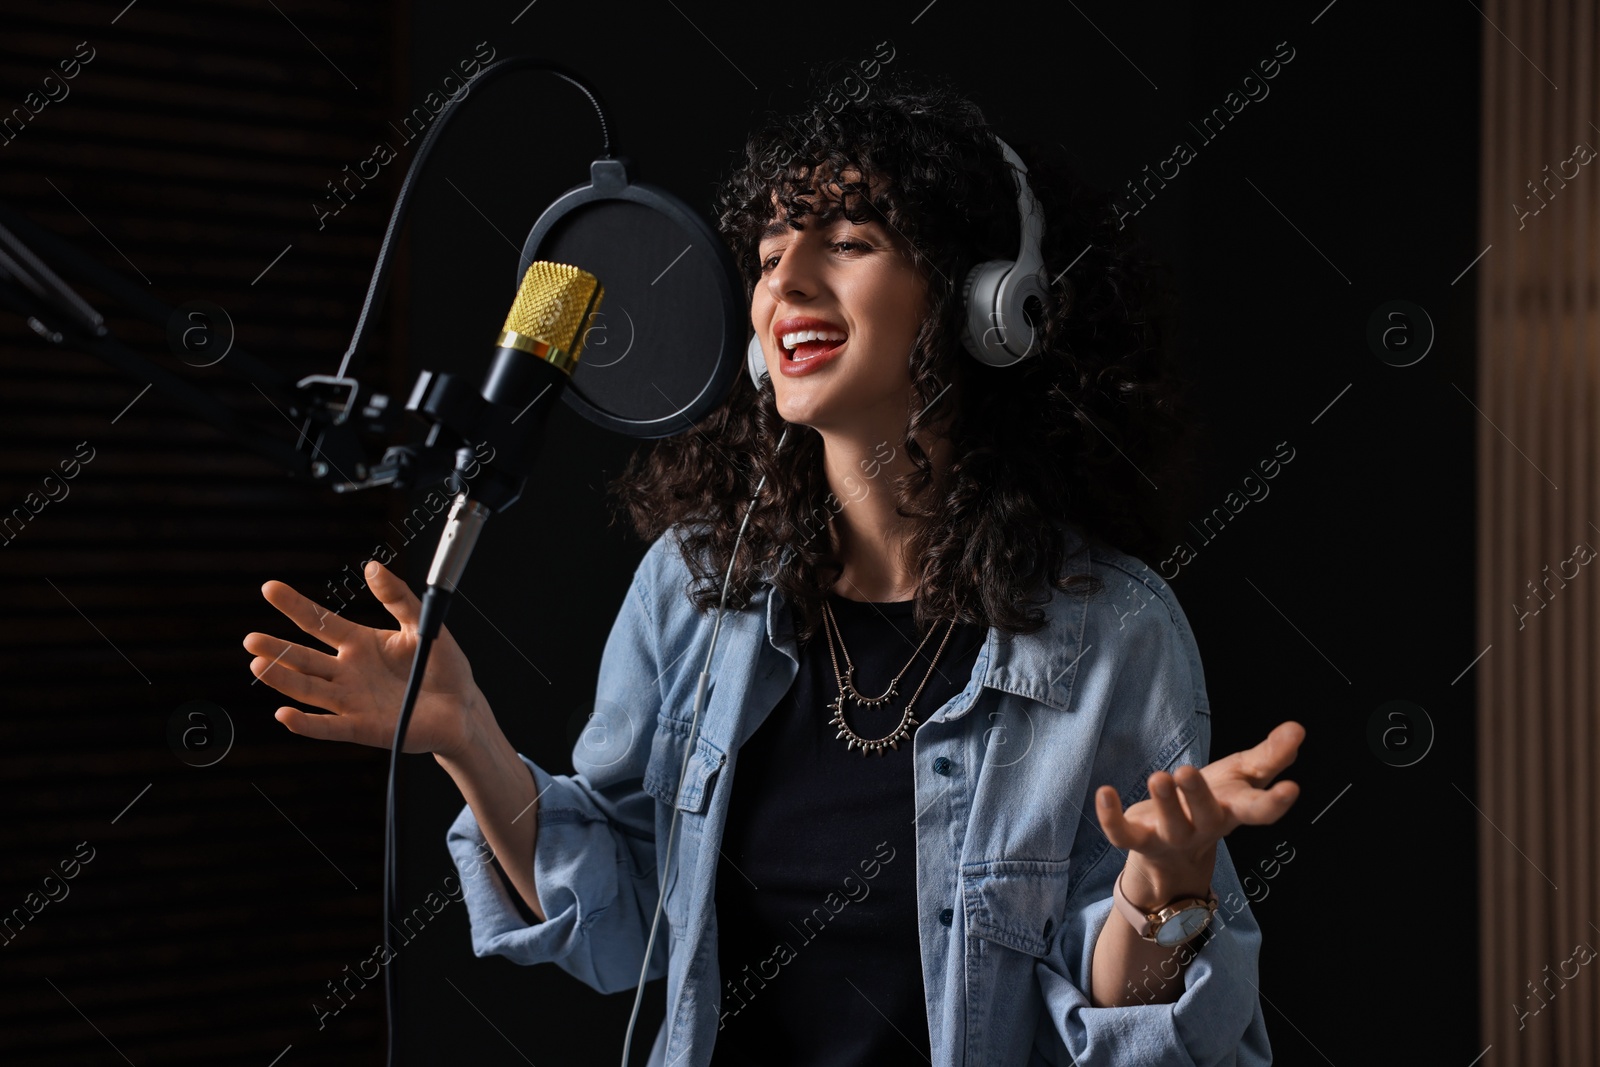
[347,57,609,1067]
[618,423,790,1066]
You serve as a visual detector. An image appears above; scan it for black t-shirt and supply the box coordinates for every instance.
[709,589,988,1066]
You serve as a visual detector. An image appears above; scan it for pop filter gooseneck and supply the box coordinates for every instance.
[337,56,610,382]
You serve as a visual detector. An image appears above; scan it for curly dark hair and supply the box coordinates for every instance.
[605,64,1203,645]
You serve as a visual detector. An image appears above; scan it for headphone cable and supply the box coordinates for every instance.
[618,423,788,1066]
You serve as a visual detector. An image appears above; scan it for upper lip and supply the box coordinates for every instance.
[773,316,848,351]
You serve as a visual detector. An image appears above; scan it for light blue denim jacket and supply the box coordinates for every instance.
[446,526,1273,1066]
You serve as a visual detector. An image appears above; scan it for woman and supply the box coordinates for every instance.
[244,68,1304,1066]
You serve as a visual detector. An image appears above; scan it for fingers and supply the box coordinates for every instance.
[1226,779,1301,825]
[1145,770,1191,842]
[1096,786,1153,852]
[1242,721,1307,782]
[274,706,358,745]
[1171,764,1227,837]
[242,632,338,680]
[250,652,339,709]
[261,580,356,650]
[1095,786,1129,844]
[1097,723,1308,850]
[363,560,420,630]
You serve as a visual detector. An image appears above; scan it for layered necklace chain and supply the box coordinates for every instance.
[822,597,958,757]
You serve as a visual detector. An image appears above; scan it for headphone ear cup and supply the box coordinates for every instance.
[747,334,768,390]
[960,136,1051,370]
[999,269,1050,363]
[960,259,1016,367]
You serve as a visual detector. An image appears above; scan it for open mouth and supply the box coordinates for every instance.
[781,329,848,362]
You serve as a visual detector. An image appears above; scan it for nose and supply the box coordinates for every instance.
[764,238,820,302]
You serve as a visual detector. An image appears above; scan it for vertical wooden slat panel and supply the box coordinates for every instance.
[1583,3,1600,1054]
[1555,0,1575,1050]
[1517,0,1540,1062]
[1541,3,1561,1064]
[1548,6,1573,1067]
[1580,8,1599,1057]
[1480,2,1600,1063]
[1525,2,1547,1063]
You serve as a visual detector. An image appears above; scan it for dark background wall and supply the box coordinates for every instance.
[0,2,404,1063]
[0,1,1480,1065]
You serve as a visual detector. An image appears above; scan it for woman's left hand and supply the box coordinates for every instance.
[1095,721,1305,898]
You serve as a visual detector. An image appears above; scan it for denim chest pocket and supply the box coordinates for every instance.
[961,858,1071,957]
[641,723,726,813]
[959,858,1071,1065]
[641,723,726,934]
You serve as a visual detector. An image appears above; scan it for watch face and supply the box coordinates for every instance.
[1155,905,1212,947]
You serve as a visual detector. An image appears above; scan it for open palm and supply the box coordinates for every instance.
[242,561,482,758]
[1095,721,1305,880]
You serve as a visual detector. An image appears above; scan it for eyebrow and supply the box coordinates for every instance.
[758,207,856,242]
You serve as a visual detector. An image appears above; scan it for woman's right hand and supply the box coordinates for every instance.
[243,560,483,759]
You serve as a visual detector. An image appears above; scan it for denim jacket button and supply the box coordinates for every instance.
[939,907,954,926]
[933,756,953,776]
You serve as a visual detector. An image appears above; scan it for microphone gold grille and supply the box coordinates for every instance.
[495,261,604,375]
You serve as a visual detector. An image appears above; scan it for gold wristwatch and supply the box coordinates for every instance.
[1112,865,1218,948]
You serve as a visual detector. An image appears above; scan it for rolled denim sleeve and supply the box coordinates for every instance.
[1034,568,1272,1065]
[445,536,673,995]
[1036,779,1272,1065]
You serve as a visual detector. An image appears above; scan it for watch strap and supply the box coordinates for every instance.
[1112,865,1218,943]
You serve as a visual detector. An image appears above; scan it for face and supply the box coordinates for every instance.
[751,180,930,434]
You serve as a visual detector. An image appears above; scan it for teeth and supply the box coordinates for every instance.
[781,328,846,348]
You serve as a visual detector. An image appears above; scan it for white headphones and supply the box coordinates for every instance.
[746,136,1053,389]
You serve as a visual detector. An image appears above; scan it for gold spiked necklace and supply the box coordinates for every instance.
[821,596,957,757]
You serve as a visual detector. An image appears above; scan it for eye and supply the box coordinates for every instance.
[757,237,871,274]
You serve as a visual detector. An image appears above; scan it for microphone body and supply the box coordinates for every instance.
[420,261,602,613]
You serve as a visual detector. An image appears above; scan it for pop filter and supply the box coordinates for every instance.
[516,157,747,439]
